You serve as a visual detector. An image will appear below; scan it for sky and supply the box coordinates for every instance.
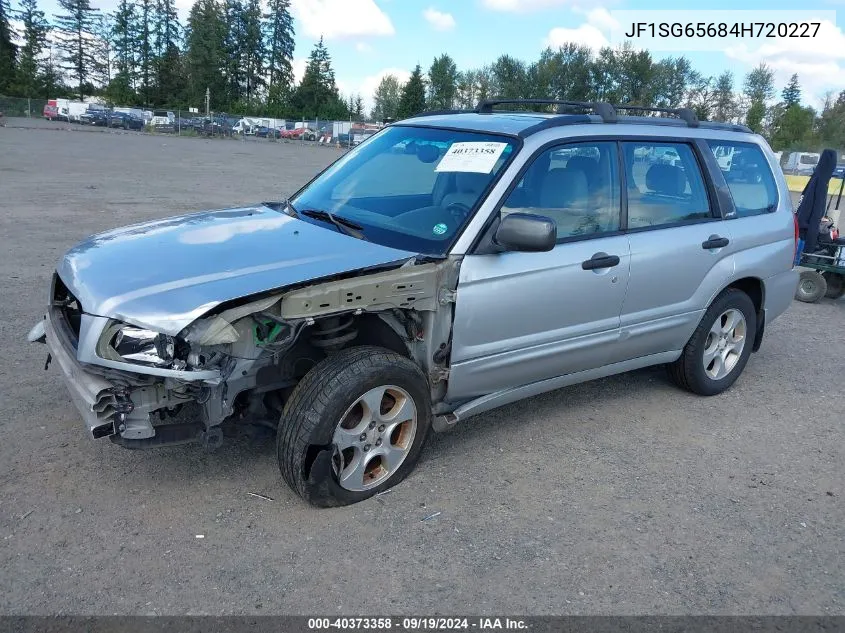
[24,0,845,112]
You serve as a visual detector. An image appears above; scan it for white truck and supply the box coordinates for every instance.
[782,151,820,175]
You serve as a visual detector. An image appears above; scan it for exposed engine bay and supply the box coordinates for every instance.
[42,256,462,449]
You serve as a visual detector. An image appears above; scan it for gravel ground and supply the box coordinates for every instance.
[0,124,843,616]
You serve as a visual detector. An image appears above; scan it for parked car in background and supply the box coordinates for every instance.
[109,112,145,130]
[782,151,820,175]
[255,126,282,139]
[150,110,175,127]
[80,107,111,126]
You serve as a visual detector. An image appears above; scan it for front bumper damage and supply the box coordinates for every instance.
[41,307,204,444]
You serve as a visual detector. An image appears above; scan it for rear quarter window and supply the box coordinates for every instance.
[707,141,778,217]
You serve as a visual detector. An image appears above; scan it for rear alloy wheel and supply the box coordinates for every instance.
[795,270,827,303]
[667,288,756,396]
[823,272,845,299]
[277,346,431,507]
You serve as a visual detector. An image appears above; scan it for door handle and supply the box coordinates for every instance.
[702,236,730,249]
[581,253,621,270]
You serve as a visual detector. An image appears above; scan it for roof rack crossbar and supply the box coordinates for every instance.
[475,98,617,123]
[613,104,699,128]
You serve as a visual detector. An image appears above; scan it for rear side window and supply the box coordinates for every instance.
[622,142,711,228]
[707,142,778,217]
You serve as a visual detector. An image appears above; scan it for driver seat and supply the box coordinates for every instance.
[439,172,489,210]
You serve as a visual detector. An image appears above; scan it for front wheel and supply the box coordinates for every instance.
[277,346,431,507]
[667,288,757,396]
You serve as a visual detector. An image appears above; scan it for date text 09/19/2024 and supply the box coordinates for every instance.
[307,618,529,630]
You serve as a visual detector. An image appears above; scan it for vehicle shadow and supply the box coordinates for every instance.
[116,364,673,488]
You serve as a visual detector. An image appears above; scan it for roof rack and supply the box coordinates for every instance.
[613,104,699,128]
[475,98,703,128]
[476,99,617,122]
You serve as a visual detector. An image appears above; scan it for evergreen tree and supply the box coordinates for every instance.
[354,94,364,119]
[263,0,294,112]
[371,73,401,121]
[185,0,226,109]
[0,0,16,94]
[427,53,457,110]
[53,0,100,100]
[782,73,801,107]
[137,0,153,104]
[396,64,425,119]
[290,37,346,118]
[240,0,263,103]
[153,0,181,106]
[107,0,137,104]
[91,13,112,89]
[223,0,244,105]
[14,0,49,97]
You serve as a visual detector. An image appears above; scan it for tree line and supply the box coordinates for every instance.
[1,0,844,150]
[377,47,845,152]
[0,0,355,118]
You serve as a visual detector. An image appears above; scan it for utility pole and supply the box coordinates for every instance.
[205,88,210,116]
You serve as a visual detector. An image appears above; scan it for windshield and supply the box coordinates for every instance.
[291,125,517,254]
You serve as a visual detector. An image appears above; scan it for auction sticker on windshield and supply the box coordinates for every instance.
[435,142,508,174]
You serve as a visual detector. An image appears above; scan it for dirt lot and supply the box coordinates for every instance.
[0,124,843,616]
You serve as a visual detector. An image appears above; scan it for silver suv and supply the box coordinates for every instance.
[28,100,800,507]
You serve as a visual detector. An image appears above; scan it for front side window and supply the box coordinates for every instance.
[292,126,516,254]
[501,141,621,241]
[623,142,711,228]
[707,141,778,217]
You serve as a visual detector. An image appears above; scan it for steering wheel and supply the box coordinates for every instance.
[446,202,472,224]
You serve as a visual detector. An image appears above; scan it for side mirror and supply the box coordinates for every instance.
[494,213,556,252]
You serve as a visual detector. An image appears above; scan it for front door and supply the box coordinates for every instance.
[447,141,631,401]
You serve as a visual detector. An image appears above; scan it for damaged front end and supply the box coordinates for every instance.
[33,257,461,449]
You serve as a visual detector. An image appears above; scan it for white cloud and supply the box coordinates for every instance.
[577,7,618,32]
[545,24,609,50]
[543,6,615,50]
[356,42,374,53]
[725,19,845,107]
[423,7,456,31]
[290,0,395,40]
[482,0,576,12]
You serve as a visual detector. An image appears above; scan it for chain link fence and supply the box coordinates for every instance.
[0,95,380,149]
[0,95,48,118]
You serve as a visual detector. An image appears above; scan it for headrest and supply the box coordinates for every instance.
[646,164,687,197]
[539,168,588,208]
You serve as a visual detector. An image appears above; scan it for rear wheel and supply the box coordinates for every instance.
[795,270,827,303]
[277,346,431,507]
[823,272,845,299]
[667,288,756,396]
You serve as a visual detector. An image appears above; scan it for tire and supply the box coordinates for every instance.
[667,288,757,396]
[277,346,432,507]
[795,270,827,303]
[823,272,845,299]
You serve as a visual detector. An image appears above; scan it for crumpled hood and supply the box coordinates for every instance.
[57,204,416,335]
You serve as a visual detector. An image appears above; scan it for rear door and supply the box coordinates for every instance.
[616,140,733,362]
[447,140,631,400]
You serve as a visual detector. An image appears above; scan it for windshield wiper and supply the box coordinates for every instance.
[300,208,368,241]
